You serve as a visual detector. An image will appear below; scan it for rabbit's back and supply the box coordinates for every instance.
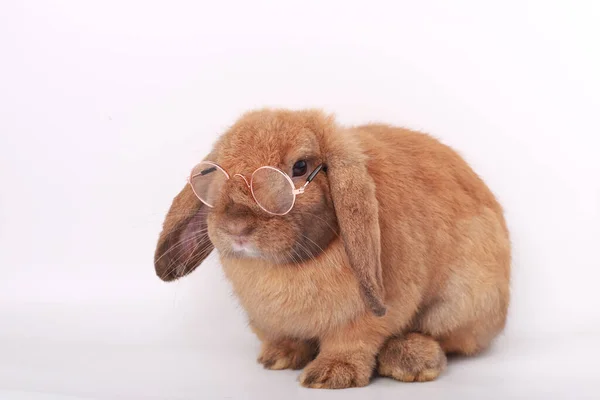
[355,125,510,349]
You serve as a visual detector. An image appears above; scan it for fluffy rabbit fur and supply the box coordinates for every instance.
[154,109,510,389]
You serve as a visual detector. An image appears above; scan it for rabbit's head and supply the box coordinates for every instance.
[154,109,385,316]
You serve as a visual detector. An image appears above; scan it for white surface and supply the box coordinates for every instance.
[1,335,599,400]
[1,0,599,399]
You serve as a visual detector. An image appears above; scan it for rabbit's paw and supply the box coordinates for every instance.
[377,333,447,382]
[300,356,371,389]
[258,339,316,370]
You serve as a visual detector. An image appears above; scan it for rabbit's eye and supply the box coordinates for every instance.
[292,160,308,177]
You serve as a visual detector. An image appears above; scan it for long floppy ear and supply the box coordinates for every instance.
[324,130,386,317]
[154,182,213,281]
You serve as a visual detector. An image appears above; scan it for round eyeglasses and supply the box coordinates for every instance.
[188,161,326,216]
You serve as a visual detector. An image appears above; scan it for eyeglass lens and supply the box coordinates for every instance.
[190,162,296,214]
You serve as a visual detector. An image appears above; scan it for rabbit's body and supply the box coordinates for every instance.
[154,110,510,388]
[223,123,509,352]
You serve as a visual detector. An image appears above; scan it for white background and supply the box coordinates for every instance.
[1,1,599,399]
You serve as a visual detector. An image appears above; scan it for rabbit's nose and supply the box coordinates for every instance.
[223,218,255,237]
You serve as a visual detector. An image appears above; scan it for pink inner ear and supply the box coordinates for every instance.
[179,208,210,260]
[155,207,213,281]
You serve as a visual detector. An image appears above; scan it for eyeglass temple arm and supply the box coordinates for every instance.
[307,163,326,182]
[293,163,327,195]
[188,166,218,182]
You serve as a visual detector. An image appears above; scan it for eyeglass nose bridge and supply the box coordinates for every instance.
[232,173,251,189]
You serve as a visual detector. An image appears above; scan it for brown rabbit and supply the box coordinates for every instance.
[154,109,510,389]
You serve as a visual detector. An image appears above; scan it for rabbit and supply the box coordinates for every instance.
[153,109,511,389]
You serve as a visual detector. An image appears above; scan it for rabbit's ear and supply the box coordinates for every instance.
[325,132,387,317]
[154,183,213,281]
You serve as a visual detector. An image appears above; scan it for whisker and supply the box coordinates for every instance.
[295,240,315,263]
[295,211,339,238]
[299,233,338,268]
[157,231,211,278]
[154,230,208,264]
[286,247,298,265]
[290,246,303,265]
[177,234,210,277]
[161,241,198,279]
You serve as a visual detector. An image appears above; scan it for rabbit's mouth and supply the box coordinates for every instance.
[229,240,261,258]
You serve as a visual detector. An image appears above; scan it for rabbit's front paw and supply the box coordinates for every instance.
[299,356,371,389]
[377,333,447,382]
[258,338,317,370]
